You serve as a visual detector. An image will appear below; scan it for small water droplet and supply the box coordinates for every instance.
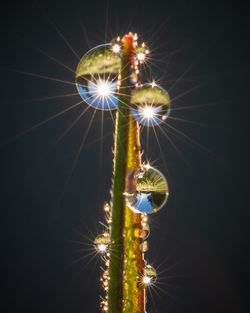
[142,265,157,286]
[103,202,110,212]
[134,222,150,239]
[140,241,149,252]
[102,270,109,280]
[141,222,150,239]
[94,232,110,253]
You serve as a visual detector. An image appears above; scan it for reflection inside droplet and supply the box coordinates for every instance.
[77,76,119,110]
[125,165,169,214]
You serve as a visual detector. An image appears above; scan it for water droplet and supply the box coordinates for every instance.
[94,232,110,253]
[141,222,150,239]
[135,43,149,64]
[142,265,157,286]
[76,44,121,110]
[100,300,109,312]
[103,202,110,212]
[125,165,169,214]
[140,241,149,252]
[130,84,170,126]
[134,222,150,239]
[141,213,148,223]
[102,270,109,280]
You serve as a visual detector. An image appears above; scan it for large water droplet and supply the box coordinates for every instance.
[130,84,170,126]
[76,44,121,110]
[125,165,169,214]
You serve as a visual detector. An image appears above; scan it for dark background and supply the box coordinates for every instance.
[0,0,249,312]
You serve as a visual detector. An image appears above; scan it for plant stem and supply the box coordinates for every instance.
[108,35,133,313]
[123,115,145,313]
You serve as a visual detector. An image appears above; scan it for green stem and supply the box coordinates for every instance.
[108,41,132,313]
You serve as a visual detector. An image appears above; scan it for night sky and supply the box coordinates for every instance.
[0,1,249,312]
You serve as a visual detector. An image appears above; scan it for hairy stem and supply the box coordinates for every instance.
[108,35,133,313]
[123,116,145,313]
